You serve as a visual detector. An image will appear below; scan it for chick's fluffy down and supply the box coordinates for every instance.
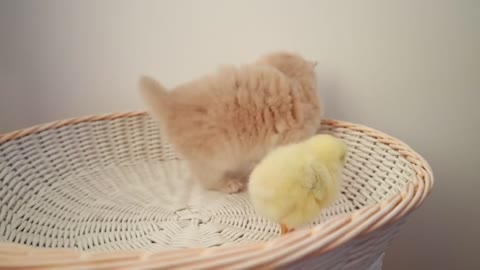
[248,135,345,229]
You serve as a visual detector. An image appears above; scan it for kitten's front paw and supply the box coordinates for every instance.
[221,179,245,194]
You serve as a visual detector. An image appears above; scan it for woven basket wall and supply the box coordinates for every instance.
[0,112,433,269]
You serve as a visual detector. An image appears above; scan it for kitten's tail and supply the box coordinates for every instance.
[138,75,170,122]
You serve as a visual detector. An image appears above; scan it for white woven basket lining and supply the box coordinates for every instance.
[0,115,414,252]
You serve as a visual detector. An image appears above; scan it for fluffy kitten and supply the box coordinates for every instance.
[139,52,321,193]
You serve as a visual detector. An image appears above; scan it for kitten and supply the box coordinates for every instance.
[139,52,322,193]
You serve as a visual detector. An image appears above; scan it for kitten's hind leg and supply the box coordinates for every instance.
[221,170,248,194]
[220,176,246,194]
[189,161,246,194]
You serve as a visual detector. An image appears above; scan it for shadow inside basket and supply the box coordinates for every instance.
[0,115,414,252]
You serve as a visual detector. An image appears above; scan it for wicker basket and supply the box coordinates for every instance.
[0,112,433,269]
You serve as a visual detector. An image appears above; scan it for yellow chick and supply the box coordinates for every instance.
[248,134,347,235]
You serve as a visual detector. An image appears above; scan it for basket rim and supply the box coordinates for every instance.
[0,111,434,269]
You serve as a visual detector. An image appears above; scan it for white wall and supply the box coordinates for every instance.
[0,1,478,269]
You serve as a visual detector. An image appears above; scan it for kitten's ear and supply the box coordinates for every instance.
[138,75,169,121]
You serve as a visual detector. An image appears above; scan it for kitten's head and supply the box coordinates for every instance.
[256,52,317,80]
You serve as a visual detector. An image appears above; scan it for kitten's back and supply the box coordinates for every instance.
[164,63,316,161]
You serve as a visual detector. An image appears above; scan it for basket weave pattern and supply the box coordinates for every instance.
[0,112,433,269]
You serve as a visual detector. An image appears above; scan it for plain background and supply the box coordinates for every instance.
[0,1,478,269]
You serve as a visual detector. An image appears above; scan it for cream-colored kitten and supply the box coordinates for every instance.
[139,52,321,193]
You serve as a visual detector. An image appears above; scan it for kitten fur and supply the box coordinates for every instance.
[139,52,322,193]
